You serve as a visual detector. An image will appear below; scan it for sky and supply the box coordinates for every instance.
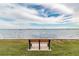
[0,3,79,29]
[0,3,79,39]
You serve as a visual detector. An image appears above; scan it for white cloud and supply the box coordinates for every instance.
[0,3,78,29]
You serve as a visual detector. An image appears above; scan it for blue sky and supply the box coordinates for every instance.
[0,3,78,39]
[0,3,79,29]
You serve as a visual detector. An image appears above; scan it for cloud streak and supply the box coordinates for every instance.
[0,3,78,29]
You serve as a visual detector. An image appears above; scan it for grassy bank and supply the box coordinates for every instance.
[0,39,79,56]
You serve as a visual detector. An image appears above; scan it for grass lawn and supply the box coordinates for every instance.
[0,39,79,56]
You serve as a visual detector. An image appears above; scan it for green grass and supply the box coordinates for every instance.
[0,39,79,56]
